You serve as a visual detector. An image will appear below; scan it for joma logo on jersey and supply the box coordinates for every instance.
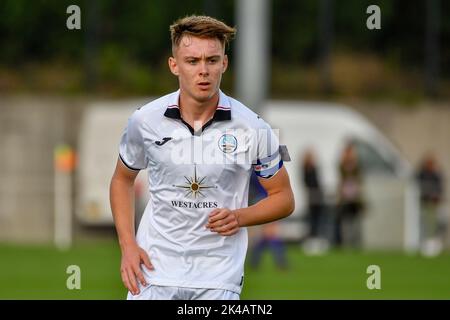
[173,165,217,199]
[155,137,172,146]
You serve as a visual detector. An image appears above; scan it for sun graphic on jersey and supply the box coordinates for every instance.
[173,165,217,198]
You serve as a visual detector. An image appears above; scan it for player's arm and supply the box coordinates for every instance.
[206,166,295,236]
[110,158,153,295]
[239,166,294,226]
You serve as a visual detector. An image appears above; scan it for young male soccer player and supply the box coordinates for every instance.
[110,15,295,300]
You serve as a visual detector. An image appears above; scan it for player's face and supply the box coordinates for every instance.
[169,35,228,103]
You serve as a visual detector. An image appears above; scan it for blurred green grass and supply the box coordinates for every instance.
[0,241,449,299]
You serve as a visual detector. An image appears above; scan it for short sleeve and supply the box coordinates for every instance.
[252,119,283,179]
[119,110,147,171]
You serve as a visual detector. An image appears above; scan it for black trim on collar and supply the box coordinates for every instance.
[164,105,231,136]
[164,106,231,121]
[214,109,231,121]
[164,107,181,119]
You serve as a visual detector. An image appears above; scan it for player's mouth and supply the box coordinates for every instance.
[197,82,211,90]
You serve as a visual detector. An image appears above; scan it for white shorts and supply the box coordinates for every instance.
[127,284,240,300]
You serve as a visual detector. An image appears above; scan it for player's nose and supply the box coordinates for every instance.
[199,61,209,77]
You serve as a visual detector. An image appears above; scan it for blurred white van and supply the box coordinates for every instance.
[262,101,421,251]
[76,99,421,251]
[76,100,150,227]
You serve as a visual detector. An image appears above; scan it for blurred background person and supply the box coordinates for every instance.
[300,148,329,255]
[335,142,365,249]
[416,152,446,256]
[250,221,288,271]
[302,149,324,239]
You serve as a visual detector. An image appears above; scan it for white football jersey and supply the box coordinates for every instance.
[119,89,282,294]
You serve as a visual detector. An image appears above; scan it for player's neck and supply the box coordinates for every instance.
[178,91,219,127]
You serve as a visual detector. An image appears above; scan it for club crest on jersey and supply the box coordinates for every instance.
[218,134,237,153]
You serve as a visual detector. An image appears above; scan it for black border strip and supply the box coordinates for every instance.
[119,153,142,171]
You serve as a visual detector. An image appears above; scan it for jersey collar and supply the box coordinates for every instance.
[164,89,232,122]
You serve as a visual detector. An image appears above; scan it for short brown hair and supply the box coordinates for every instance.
[170,15,236,53]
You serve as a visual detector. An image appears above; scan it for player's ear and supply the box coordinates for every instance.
[168,56,179,76]
[222,55,228,73]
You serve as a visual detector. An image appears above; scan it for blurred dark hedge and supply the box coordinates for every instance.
[0,0,449,99]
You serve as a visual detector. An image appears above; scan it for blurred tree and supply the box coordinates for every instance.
[318,0,334,94]
[425,0,440,97]
[0,0,448,98]
[84,0,100,91]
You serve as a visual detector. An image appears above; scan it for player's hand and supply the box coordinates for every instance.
[206,208,240,236]
[120,243,153,295]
